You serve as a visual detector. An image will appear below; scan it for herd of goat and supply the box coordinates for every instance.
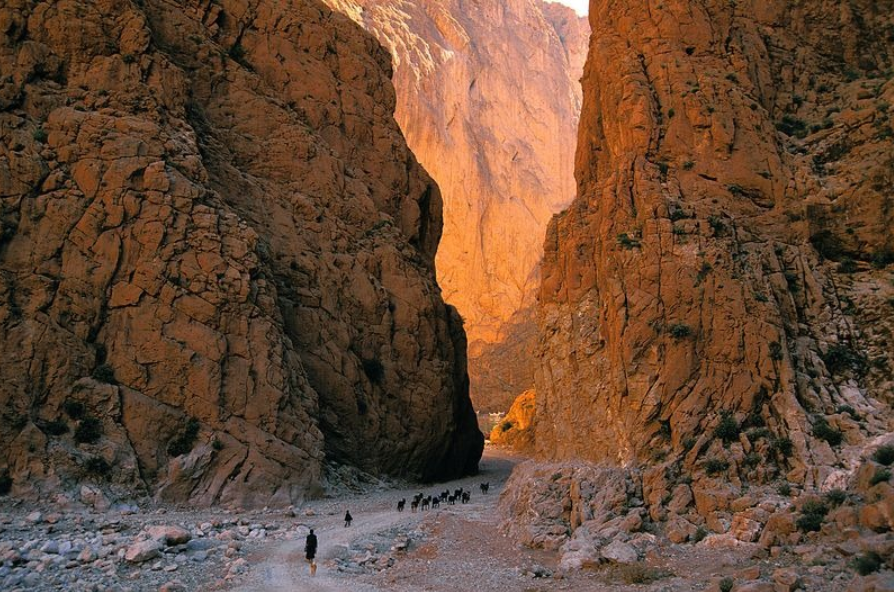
[396,482,490,513]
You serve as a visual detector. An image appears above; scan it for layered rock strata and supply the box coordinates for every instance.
[323,0,589,412]
[0,0,482,507]
[537,0,893,490]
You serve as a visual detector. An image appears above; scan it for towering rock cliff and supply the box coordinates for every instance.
[323,0,589,412]
[537,0,893,490]
[0,0,482,507]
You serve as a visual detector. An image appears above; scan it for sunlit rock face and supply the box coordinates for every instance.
[324,0,589,412]
[489,389,535,453]
[537,0,893,487]
[0,0,482,506]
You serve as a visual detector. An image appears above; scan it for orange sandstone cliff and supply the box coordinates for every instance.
[537,0,893,488]
[0,0,482,507]
[323,0,589,411]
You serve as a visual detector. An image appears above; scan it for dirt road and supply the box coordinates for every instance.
[227,448,524,592]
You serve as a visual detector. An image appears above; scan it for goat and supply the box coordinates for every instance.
[421,496,430,510]
[480,482,489,494]
[461,491,470,504]
[431,497,440,509]
[447,494,456,505]
[411,499,419,512]
[397,498,406,512]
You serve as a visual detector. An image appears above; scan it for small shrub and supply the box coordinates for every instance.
[837,258,858,273]
[167,417,201,457]
[719,577,735,592]
[667,109,676,119]
[852,552,883,576]
[708,215,726,234]
[822,344,867,376]
[797,499,828,532]
[713,412,740,444]
[85,456,111,477]
[777,115,808,138]
[812,417,843,446]
[725,73,739,84]
[705,458,729,476]
[42,418,69,436]
[668,323,693,340]
[62,400,85,419]
[74,416,102,445]
[501,421,513,432]
[33,128,48,143]
[692,526,708,543]
[683,160,695,170]
[871,249,894,269]
[727,184,745,196]
[92,364,116,384]
[743,452,761,468]
[657,161,670,176]
[835,404,858,419]
[0,471,11,495]
[747,427,771,441]
[770,436,794,457]
[122,53,136,64]
[769,341,784,361]
[614,563,672,585]
[869,468,891,486]
[778,482,792,496]
[871,445,894,466]
[212,438,224,451]
[669,207,688,221]
[682,436,697,452]
[809,230,844,260]
[617,233,641,249]
[825,488,847,506]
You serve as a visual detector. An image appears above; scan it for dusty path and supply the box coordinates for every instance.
[227,448,522,592]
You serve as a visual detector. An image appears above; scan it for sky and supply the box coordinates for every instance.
[550,0,588,15]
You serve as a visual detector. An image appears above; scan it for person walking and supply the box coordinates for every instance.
[344,510,353,527]
[305,528,318,576]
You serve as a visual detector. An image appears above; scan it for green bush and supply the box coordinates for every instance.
[796,499,828,532]
[212,437,224,451]
[74,416,103,445]
[743,452,761,468]
[822,344,867,376]
[682,436,697,452]
[617,233,641,249]
[869,468,891,486]
[770,436,794,457]
[713,412,740,444]
[85,456,111,477]
[812,417,843,446]
[228,44,247,64]
[835,404,858,419]
[501,421,513,432]
[809,230,844,260]
[122,53,136,64]
[825,488,847,506]
[42,418,69,436]
[871,445,894,466]
[692,526,708,543]
[668,323,693,340]
[33,128,48,143]
[747,427,771,441]
[719,577,735,592]
[777,482,792,496]
[0,471,11,495]
[167,417,201,457]
[683,161,695,171]
[852,552,883,576]
[705,458,729,476]
[62,400,85,419]
[837,258,858,273]
[777,115,808,138]
[707,215,726,235]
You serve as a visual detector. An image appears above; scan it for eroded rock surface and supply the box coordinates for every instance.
[323,0,589,411]
[537,0,893,489]
[0,0,481,507]
[489,389,535,453]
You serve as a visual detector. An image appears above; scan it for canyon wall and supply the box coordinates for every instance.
[0,0,482,507]
[537,0,893,489]
[324,0,589,411]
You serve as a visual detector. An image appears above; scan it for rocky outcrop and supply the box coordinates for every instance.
[323,0,589,412]
[0,0,481,507]
[489,389,535,452]
[536,0,893,490]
